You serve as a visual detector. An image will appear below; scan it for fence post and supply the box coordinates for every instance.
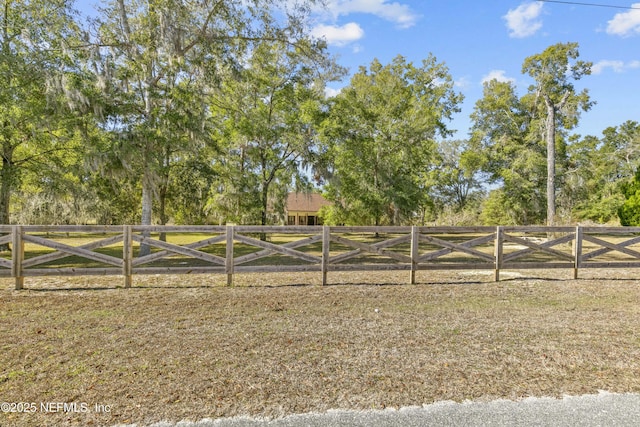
[226,225,234,286]
[574,225,582,279]
[123,225,133,288]
[494,226,503,281]
[12,226,24,290]
[410,226,419,285]
[322,226,330,286]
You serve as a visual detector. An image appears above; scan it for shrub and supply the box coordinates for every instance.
[618,168,640,226]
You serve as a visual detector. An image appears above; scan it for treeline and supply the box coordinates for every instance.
[2,1,639,227]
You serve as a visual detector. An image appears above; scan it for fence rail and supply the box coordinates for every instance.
[3,225,640,289]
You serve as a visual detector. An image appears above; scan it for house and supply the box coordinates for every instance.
[286,192,331,225]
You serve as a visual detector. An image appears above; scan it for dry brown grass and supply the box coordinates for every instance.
[1,270,640,427]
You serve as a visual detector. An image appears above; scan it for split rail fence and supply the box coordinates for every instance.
[2,225,640,290]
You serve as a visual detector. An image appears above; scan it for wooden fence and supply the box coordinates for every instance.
[2,225,640,289]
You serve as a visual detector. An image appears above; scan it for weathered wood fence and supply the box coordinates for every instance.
[3,225,640,290]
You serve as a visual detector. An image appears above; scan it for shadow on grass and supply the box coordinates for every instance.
[12,281,476,292]
[20,286,122,292]
[496,276,567,283]
[11,273,633,293]
[20,284,221,292]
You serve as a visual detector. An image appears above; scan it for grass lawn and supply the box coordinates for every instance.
[1,269,640,426]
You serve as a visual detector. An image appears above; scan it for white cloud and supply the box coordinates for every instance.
[481,70,516,85]
[454,76,471,89]
[311,22,365,46]
[606,4,640,36]
[324,87,343,98]
[503,2,544,38]
[351,44,363,53]
[325,0,420,28]
[592,59,640,75]
[592,60,625,75]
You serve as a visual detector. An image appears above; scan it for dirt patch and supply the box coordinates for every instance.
[1,270,640,426]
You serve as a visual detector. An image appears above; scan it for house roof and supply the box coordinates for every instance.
[286,193,330,213]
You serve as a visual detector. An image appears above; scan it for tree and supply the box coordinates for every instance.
[618,168,640,226]
[568,121,640,223]
[90,0,226,245]
[89,0,324,246]
[12,133,93,225]
[320,55,463,226]
[471,43,592,225]
[0,0,84,225]
[165,154,218,225]
[480,189,518,225]
[208,39,341,226]
[522,42,592,225]
[431,139,484,214]
[470,80,547,224]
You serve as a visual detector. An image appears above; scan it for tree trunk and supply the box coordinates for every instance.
[260,184,268,241]
[0,142,16,250]
[158,147,170,242]
[2,4,13,227]
[158,182,168,242]
[139,171,153,256]
[0,145,14,225]
[544,97,556,226]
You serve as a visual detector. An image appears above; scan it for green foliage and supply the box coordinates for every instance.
[567,121,640,223]
[470,80,546,224]
[88,0,330,227]
[480,190,516,225]
[207,39,342,225]
[12,132,94,225]
[321,55,463,225]
[0,0,85,224]
[575,193,625,224]
[471,43,592,225]
[431,139,484,215]
[90,176,141,225]
[90,0,217,227]
[166,158,217,225]
[618,168,640,226]
[522,42,592,225]
[619,199,640,226]
[521,42,593,132]
[1,9,636,229]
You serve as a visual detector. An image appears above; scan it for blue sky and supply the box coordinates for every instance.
[309,0,640,139]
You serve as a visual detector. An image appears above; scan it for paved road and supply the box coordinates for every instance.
[134,392,640,427]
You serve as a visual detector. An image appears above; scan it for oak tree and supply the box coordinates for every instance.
[321,55,463,225]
